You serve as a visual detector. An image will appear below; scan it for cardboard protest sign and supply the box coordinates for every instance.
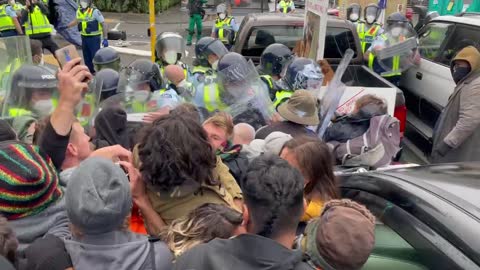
[303,0,329,60]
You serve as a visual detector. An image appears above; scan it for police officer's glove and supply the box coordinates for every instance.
[102,38,109,47]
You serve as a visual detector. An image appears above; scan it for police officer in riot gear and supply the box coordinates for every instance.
[366,12,418,86]
[21,0,59,54]
[192,37,228,83]
[155,32,189,87]
[93,47,121,72]
[95,68,119,102]
[8,64,57,118]
[258,43,294,99]
[67,0,108,73]
[346,3,361,23]
[276,57,323,107]
[357,4,383,53]
[212,4,238,47]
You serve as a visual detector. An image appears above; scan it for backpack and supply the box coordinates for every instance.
[329,115,401,169]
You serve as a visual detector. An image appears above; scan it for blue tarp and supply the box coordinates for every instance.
[53,0,82,46]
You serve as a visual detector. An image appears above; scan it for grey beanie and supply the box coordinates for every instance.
[66,157,132,235]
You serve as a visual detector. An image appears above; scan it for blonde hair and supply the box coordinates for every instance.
[203,112,234,139]
[160,203,242,257]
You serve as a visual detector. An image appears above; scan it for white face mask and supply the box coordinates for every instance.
[164,51,178,65]
[211,60,219,70]
[80,1,88,9]
[133,90,150,102]
[219,13,226,20]
[32,99,54,116]
[366,15,376,24]
[349,13,359,21]
[177,79,187,88]
[391,27,403,37]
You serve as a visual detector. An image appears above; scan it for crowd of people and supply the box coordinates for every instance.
[1,0,480,269]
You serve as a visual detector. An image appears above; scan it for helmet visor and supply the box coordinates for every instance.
[156,35,186,59]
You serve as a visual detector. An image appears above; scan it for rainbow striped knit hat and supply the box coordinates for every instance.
[0,142,62,220]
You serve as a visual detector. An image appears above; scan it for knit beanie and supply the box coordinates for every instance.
[66,157,132,235]
[0,143,62,220]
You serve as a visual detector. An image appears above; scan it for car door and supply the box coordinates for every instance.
[342,187,480,270]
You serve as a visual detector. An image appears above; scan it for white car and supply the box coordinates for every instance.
[400,14,480,157]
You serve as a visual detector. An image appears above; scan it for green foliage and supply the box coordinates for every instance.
[94,0,180,13]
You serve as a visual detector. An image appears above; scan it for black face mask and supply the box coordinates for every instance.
[452,66,471,84]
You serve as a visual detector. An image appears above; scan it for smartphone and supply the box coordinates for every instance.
[55,45,81,68]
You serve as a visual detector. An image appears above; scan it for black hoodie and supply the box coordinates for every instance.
[93,107,130,150]
[174,234,311,270]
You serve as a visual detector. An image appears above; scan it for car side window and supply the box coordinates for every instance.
[324,27,358,59]
[343,189,465,270]
[242,25,303,57]
[437,24,480,66]
[417,22,454,64]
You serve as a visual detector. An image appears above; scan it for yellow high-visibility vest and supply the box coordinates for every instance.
[76,7,102,36]
[273,90,292,107]
[24,5,52,35]
[0,4,15,32]
[215,17,234,42]
[357,23,381,53]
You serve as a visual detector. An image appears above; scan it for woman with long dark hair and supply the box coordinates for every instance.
[280,136,339,221]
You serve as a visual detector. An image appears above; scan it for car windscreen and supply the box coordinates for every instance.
[241,24,357,60]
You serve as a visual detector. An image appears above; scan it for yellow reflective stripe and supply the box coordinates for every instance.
[368,52,375,69]
[9,108,31,117]
[260,75,274,90]
[24,6,52,35]
[203,84,226,112]
[274,90,292,107]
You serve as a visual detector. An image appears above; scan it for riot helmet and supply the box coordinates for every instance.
[93,47,121,72]
[259,43,294,77]
[195,37,229,69]
[0,0,9,4]
[9,64,57,117]
[347,3,361,23]
[121,59,162,92]
[385,12,410,37]
[217,3,227,19]
[155,32,186,65]
[364,4,380,24]
[282,57,323,91]
[218,52,251,87]
[95,68,119,102]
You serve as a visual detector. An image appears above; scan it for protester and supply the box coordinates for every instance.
[17,235,73,270]
[256,90,319,139]
[174,154,311,270]
[241,131,292,161]
[63,157,173,270]
[233,123,255,145]
[161,64,190,104]
[324,94,388,143]
[0,216,18,266]
[0,141,70,250]
[281,136,339,222]
[432,46,480,163]
[203,113,249,183]
[92,107,130,150]
[30,39,44,65]
[134,113,243,235]
[296,199,375,270]
[0,119,17,142]
[161,203,244,257]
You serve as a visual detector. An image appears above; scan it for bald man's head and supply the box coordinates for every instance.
[233,123,256,145]
[165,64,185,85]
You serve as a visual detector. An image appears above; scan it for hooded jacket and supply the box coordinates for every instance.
[174,234,311,270]
[92,107,130,150]
[431,46,480,163]
[242,131,293,161]
[64,230,173,270]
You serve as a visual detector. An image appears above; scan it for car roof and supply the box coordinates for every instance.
[380,163,480,215]
[431,15,480,26]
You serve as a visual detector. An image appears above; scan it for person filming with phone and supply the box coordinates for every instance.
[67,0,108,74]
